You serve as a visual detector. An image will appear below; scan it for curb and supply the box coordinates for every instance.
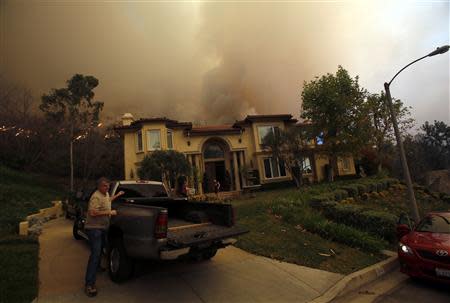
[310,254,398,303]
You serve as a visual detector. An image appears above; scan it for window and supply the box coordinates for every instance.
[316,132,324,145]
[302,157,312,174]
[204,143,225,159]
[167,129,173,149]
[263,157,287,179]
[147,130,161,151]
[342,157,351,171]
[258,126,280,144]
[136,130,143,152]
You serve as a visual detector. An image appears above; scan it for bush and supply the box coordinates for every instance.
[333,189,348,201]
[355,184,368,195]
[317,202,398,242]
[269,202,387,252]
[340,185,359,197]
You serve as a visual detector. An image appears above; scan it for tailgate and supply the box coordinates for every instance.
[167,224,248,248]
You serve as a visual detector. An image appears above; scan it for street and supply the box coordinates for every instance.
[374,276,450,303]
[332,269,450,303]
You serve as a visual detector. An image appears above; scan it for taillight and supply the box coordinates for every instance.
[155,211,168,239]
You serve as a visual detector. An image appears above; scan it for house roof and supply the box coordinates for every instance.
[114,114,298,134]
[187,124,242,136]
[233,114,298,127]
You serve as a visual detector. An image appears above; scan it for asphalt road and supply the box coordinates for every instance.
[374,277,450,303]
[332,269,450,303]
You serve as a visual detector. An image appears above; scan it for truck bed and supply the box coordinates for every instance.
[167,224,248,248]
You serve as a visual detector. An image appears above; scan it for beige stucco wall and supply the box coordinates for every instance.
[121,118,356,186]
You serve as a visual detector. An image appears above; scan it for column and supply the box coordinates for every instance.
[195,154,203,195]
[239,151,246,187]
[233,151,241,191]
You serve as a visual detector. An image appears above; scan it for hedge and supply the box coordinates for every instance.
[311,200,398,242]
[269,202,387,252]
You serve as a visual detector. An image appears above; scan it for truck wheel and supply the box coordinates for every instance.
[108,238,134,283]
[202,248,217,260]
[72,219,83,240]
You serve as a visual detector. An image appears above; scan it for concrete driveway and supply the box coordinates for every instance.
[36,218,343,303]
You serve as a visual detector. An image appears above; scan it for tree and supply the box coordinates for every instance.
[366,92,414,172]
[301,66,370,180]
[138,150,191,190]
[40,74,103,191]
[418,120,450,170]
[262,126,309,188]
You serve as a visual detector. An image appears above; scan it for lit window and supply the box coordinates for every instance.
[302,157,312,174]
[258,126,280,144]
[316,132,324,145]
[136,130,143,152]
[147,130,161,151]
[342,157,351,171]
[167,130,173,149]
[263,157,287,179]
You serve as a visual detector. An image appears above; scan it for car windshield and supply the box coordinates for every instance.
[415,214,450,234]
[117,184,168,198]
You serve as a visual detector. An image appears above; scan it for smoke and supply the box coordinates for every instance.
[1,1,448,126]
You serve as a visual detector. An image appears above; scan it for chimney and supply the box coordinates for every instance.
[122,113,134,126]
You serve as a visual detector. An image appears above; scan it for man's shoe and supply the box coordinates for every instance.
[97,266,106,273]
[85,285,97,297]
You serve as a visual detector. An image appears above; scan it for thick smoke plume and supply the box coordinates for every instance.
[1,1,448,126]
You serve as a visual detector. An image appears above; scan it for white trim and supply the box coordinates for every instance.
[263,156,287,179]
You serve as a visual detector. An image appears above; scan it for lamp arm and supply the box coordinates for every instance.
[388,55,428,86]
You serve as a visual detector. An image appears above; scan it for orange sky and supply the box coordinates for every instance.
[1,0,449,127]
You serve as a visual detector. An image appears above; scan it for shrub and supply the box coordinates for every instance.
[333,189,348,201]
[317,202,398,243]
[340,185,359,197]
[355,184,368,195]
[269,202,387,252]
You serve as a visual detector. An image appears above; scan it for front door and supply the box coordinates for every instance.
[204,161,226,193]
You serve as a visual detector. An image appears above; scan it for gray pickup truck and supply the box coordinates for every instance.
[73,180,248,282]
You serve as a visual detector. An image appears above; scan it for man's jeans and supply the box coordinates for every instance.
[85,229,106,286]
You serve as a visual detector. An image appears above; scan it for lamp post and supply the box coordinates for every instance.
[385,45,449,223]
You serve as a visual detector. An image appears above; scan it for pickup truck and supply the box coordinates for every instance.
[73,180,248,283]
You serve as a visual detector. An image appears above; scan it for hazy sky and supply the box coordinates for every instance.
[1,0,449,127]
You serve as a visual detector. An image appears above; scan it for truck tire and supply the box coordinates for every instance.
[108,238,134,283]
[72,219,83,240]
[202,248,217,260]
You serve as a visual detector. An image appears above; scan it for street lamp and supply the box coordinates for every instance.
[384,45,449,223]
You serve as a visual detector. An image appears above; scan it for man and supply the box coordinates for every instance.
[84,177,124,297]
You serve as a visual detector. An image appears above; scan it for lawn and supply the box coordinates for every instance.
[231,177,450,274]
[0,166,65,303]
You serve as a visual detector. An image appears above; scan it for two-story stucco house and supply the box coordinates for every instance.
[114,113,356,194]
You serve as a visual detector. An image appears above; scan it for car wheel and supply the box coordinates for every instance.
[72,219,83,240]
[108,238,134,283]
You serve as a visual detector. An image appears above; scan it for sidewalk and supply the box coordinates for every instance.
[36,218,344,303]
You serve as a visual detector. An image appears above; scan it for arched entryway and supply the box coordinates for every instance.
[202,138,232,193]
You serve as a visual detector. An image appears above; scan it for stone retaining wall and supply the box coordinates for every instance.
[19,201,64,236]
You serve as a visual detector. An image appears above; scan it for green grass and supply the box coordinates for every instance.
[0,165,65,303]
[0,166,64,235]
[232,177,450,274]
[0,237,39,303]
[234,197,385,274]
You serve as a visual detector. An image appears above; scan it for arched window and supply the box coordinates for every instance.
[204,143,225,159]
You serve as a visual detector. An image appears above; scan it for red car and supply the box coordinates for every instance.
[397,211,450,283]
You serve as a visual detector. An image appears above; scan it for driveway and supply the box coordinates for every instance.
[36,218,343,303]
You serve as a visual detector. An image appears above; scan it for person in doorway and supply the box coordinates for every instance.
[213,179,221,198]
[84,177,124,297]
